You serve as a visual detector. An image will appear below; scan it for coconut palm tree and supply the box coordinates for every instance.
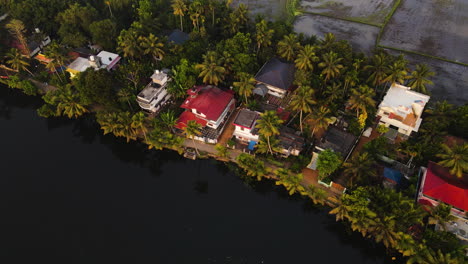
[275,169,305,195]
[294,44,319,72]
[184,120,202,155]
[407,248,464,264]
[255,19,274,54]
[160,110,177,133]
[320,32,335,51]
[255,110,283,155]
[5,48,33,76]
[233,72,255,104]
[306,106,332,138]
[348,85,376,118]
[277,34,300,62]
[305,185,328,205]
[236,153,268,181]
[195,51,225,85]
[343,152,376,188]
[6,19,30,57]
[117,87,135,111]
[323,81,343,102]
[117,29,141,58]
[427,203,456,230]
[171,0,187,31]
[139,33,165,63]
[44,41,67,78]
[318,51,344,83]
[131,112,148,142]
[369,216,400,249]
[436,143,468,178]
[96,112,121,136]
[54,86,88,119]
[215,144,229,159]
[364,52,388,88]
[289,86,316,133]
[407,64,435,94]
[381,58,408,99]
[116,112,137,142]
[329,199,351,221]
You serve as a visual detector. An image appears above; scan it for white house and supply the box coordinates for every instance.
[254,57,295,98]
[66,50,121,78]
[137,69,172,113]
[377,83,430,137]
[28,28,51,57]
[233,108,260,143]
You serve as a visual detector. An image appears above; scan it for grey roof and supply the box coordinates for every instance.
[279,127,304,151]
[317,126,357,158]
[168,29,189,45]
[233,109,259,129]
[255,57,295,90]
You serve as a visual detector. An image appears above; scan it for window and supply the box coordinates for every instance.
[383,111,390,116]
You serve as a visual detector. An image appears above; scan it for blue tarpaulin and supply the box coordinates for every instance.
[248,140,257,151]
[383,167,402,184]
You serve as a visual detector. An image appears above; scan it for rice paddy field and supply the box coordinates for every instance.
[300,0,398,26]
[238,0,467,104]
[380,0,468,64]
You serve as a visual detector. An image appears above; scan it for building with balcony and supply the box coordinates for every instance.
[66,50,120,78]
[377,84,430,137]
[137,69,171,113]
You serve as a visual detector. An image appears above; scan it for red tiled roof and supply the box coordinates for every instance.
[180,85,234,122]
[175,111,207,130]
[421,162,468,211]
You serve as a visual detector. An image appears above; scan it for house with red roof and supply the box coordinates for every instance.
[417,162,468,241]
[175,85,235,143]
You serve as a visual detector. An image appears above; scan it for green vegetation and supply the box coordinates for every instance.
[1,1,467,263]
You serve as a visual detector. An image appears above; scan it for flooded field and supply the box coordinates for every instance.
[294,14,380,54]
[300,0,398,25]
[388,51,468,105]
[233,0,288,20]
[380,0,468,64]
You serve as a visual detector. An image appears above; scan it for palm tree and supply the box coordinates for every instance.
[96,112,121,136]
[277,34,300,62]
[348,85,376,118]
[329,199,351,221]
[117,88,135,111]
[215,144,229,159]
[436,143,468,178]
[304,185,328,205]
[343,152,376,188]
[381,58,408,99]
[407,248,464,264]
[171,0,187,31]
[184,120,202,155]
[44,41,67,78]
[233,72,255,104]
[369,216,400,249]
[116,112,137,142]
[294,44,319,72]
[160,110,177,133]
[236,153,268,181]
[195,51,225,85]
[427,203,456,230]
[323,81,343,102]
[117,29,141,58]
[255,19,274,54]
[54,86,88,118]
[5,48,33,76]
[139,33,165,63]
[364,52,388,88]
[131,112,148,142]
[275,169,305,195]
[320,32,336,51]
[255,111,283,155]
[318,51,344,83]
[306,106,332,138]
[6,19,30,57]
[289,86,316,133]
[407,64,435,94]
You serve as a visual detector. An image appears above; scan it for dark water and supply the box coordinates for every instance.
[0,87,392,263]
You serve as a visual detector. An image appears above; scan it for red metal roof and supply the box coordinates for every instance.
[180,86,234,122]
[175,111,207,130]
[421,162,468,211]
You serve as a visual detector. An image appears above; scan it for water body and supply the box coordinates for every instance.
[0,87,392,263]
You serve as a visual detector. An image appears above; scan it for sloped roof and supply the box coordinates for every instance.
[233,109,259,129]
[180,85,234,121]
[175,111,207,130]
[317,126,357,158]
[168,29,189,45]
[421,162,468,211]
[255,57,295,90]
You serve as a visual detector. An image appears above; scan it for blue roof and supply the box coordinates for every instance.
[248,140,257,151]
[383,167,403,184]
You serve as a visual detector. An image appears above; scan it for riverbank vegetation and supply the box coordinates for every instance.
[1,0,467,263]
